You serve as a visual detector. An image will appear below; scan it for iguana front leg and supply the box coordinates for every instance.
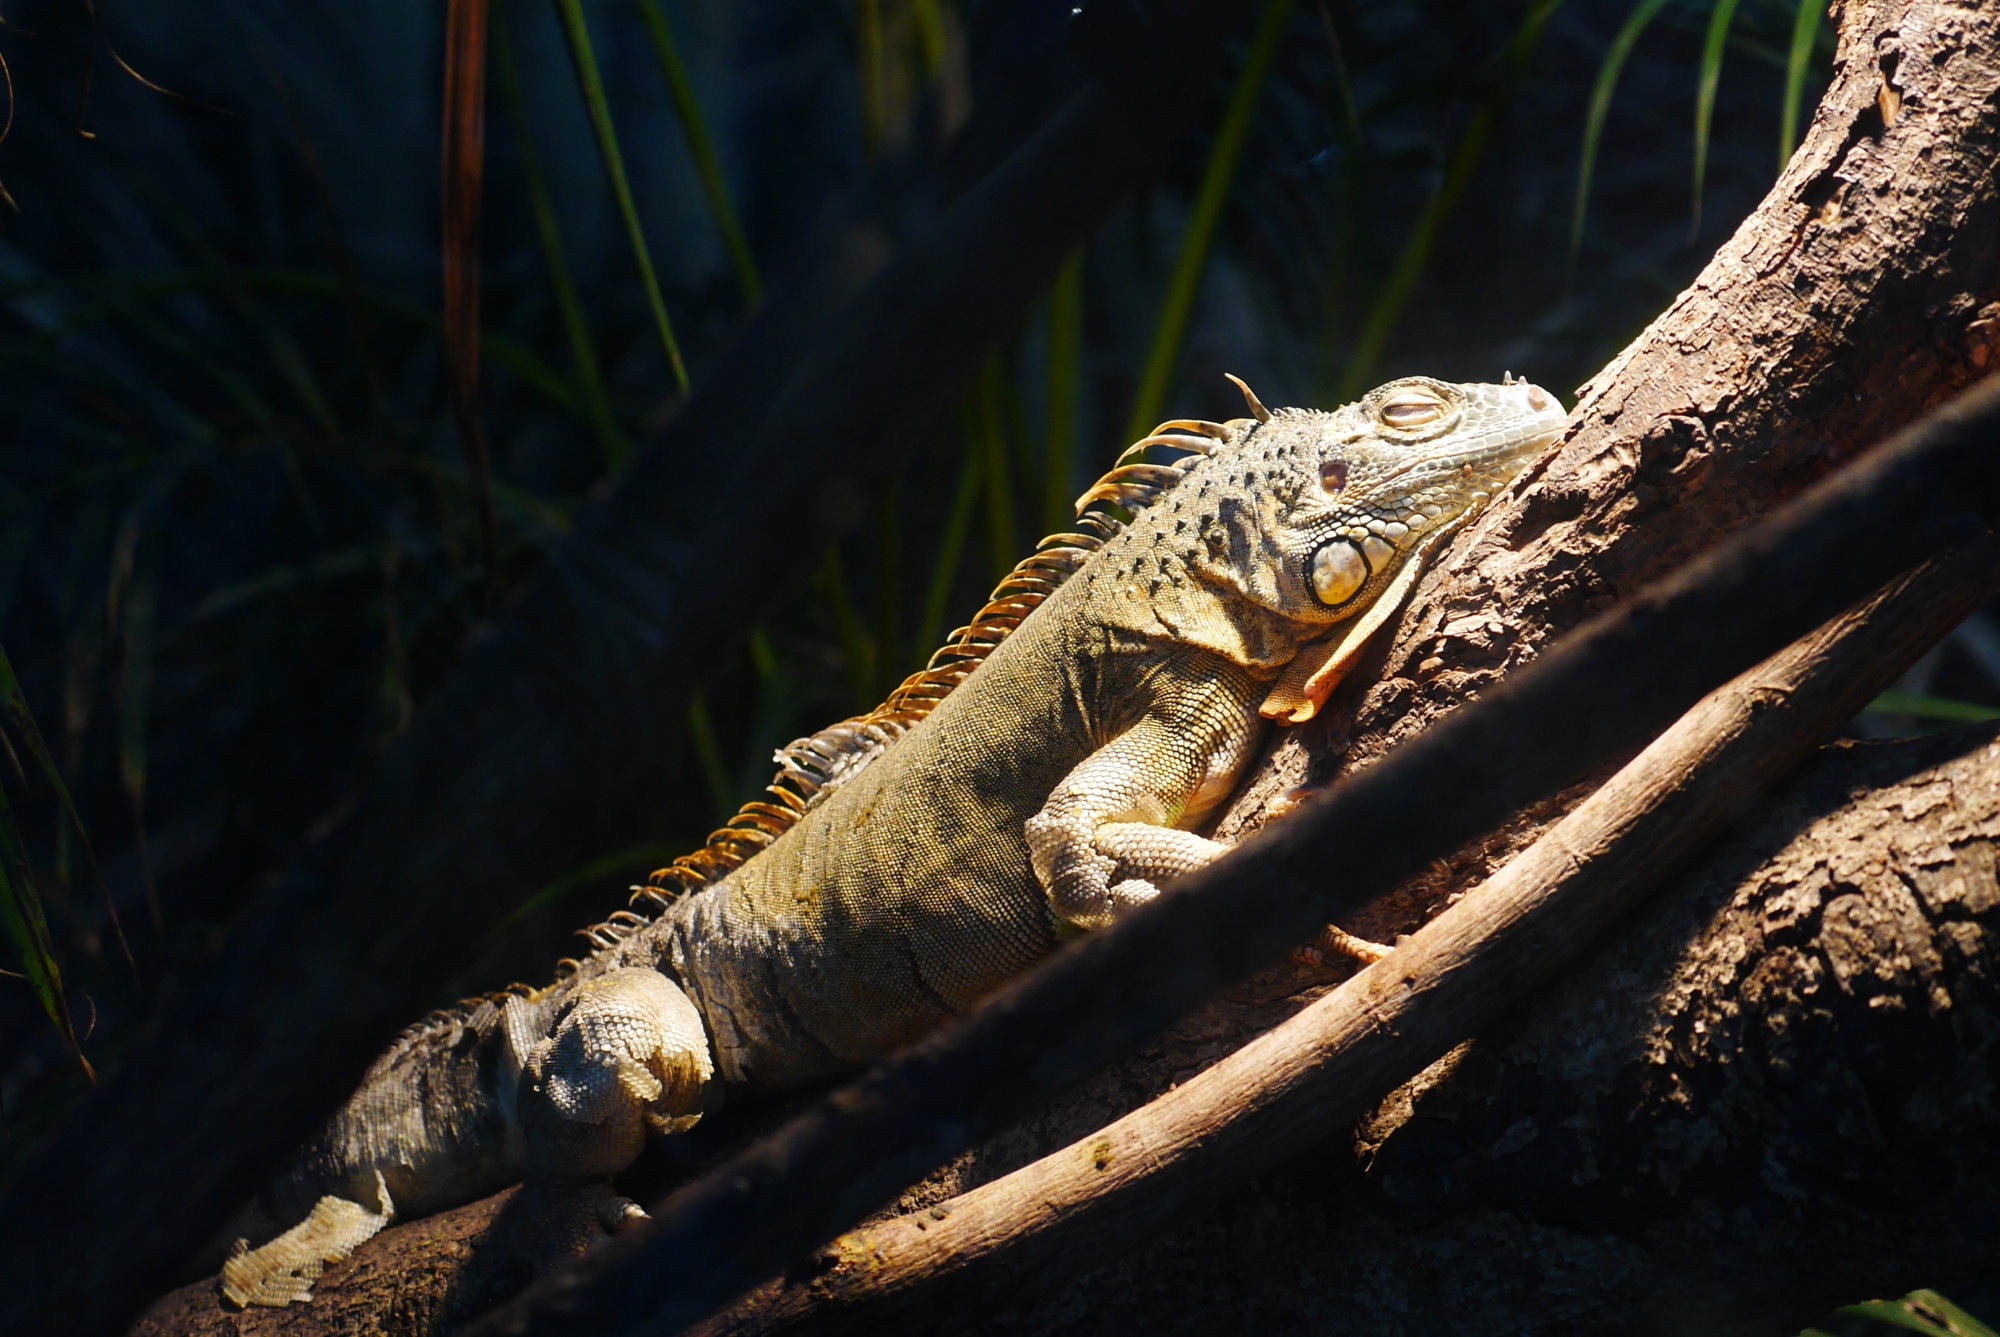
[1026,673,1261,932]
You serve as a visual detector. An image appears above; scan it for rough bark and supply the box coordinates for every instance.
[961,727,2000,1334]
[683,546,1996,1336]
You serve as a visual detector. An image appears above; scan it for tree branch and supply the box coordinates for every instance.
[127,542,2000,1336]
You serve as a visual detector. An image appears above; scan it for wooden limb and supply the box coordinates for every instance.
[691,544,1999,1335]
[1248,0,2000,814]
[986,716,2000,1332]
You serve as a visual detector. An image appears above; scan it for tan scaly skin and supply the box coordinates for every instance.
[217,375,1566,1306]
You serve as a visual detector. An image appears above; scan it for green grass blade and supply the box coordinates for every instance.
[915,415,984,661]
[1570,0,1674,280]
[0,779,92,1079]
[1865,691,2000,724]
[1826,1297,1968,1337]
[685,691,734,822]
[552,0,691,395]
[1692,0,1741,239]
[1340,107,1493,397]
[1903,1289,2000,1337]
[493,840,679,932]
[0,638,134,979]
[1126,0,1294,441]
[857,0,885,156]
[911,0,947,73]
[1779,0,1829,167]
[749,626,780,683]
[977,358,1018,581]
[495,6,630,471]
[1043,250,1083,535]
[816,546,878,711]
[1340,0,1563,397]
[633,0,761,308]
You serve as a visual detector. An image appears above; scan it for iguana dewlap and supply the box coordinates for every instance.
[219,375,1565,1305]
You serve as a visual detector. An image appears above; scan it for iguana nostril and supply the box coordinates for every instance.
[1527,384,1552,411]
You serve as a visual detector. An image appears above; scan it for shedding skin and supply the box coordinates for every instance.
[219,376,1566,1300]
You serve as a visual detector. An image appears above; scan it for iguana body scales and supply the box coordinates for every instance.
[221,375,1566,1305]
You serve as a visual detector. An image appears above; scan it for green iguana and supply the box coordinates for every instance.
[218,374,1566,1305]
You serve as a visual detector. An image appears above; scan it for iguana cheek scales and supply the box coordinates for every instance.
[219,376,1566,1303]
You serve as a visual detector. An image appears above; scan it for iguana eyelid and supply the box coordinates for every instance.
[1379,396,1448,427]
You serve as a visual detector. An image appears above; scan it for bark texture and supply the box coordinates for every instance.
[966,724,2000,1335]
[684,547,1997,1337]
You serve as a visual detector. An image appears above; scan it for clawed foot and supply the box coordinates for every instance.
[511,1178,651,1274]
[1264,783,1315,823]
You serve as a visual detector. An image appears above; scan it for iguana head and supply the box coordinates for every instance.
[1094,374,1567,722]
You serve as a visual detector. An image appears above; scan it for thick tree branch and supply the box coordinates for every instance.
[963,721,2000,1333]
[127,546,2000,1336]
[1241,0,2000,828]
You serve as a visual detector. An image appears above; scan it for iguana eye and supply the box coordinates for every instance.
[1379,394,1446,428]
[1311,540,1367,607]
